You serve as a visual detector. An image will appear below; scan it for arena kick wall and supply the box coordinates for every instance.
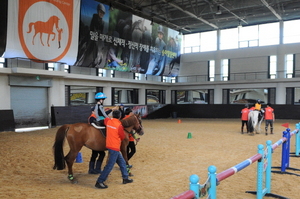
[51,104,300,127]
[150,104,300,120]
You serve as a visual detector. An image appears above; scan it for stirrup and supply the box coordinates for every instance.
[91,123,105,129]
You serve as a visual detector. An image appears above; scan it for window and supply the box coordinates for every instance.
[269,55,277,79]
[239,25,258,47]
[63,64,70,73]
[171,77,176,83]
[111,70,115,78]
[200,31,217,52]
[209,60,215,81]
[220,28,238,50]
[98,68,104,77]
[286,54,294,78]
[134,73,140,80]
[47,63,55,71]
[0,57,5,68]
[283,20,300,44]
[183,33,200,53]
[259,22,279,46]
[222,59,229,81]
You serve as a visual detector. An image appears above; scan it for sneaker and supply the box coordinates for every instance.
[123,178,133,184]
[127,165,133,168]
[95,182,108,189]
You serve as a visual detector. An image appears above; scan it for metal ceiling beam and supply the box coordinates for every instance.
[261,0,282,20]
[161,0,219,29]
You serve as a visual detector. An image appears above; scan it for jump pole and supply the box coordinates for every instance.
[271,127,300,176]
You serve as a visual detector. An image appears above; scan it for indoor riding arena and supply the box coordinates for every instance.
[2,0,300,199]
[1,118,300,199]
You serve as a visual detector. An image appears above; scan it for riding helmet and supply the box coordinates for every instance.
[95,92,107,100]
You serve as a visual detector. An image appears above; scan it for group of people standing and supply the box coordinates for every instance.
[87,92,139,189]
[241,99,275,135]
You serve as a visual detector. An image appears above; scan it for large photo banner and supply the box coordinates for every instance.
[4,0,80,65]
[75,0,181,76]
[0,0,8,57]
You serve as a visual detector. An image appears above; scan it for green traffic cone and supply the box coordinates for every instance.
[187,132,192,139]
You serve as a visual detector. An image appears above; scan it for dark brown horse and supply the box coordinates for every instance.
[52,113,144,183]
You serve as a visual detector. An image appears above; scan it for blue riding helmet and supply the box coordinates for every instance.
[95,92,107,100]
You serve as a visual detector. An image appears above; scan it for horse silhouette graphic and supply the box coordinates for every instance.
[27,15,62,47]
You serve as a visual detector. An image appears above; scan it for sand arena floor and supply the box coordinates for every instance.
[1,118,300,199]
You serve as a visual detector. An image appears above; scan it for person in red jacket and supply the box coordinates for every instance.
[264,103,275,135]
[241,104,250,134]
[95,110,133,189]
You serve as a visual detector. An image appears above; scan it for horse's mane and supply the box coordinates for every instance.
[121,115,136,128]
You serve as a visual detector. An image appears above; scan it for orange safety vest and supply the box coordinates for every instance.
[104,118,125,151]
[241,108,249,121]
[264,107,274,120]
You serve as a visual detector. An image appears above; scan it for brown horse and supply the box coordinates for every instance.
[27,15,60,47]
[52,113,144,183]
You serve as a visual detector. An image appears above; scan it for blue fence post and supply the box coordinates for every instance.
[286,128,291,167]
[208,165,217,199]
[296,123,300,156]
[281,131,288,172]
[265,140,272,194]
[189,174,200,198]
[256,144,264,199]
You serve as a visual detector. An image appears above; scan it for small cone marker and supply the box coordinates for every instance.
[75,152,83,163]
[187,132,192,139]
[178,119,181,123]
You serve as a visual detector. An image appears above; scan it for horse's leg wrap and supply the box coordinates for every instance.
[68,174,74,181]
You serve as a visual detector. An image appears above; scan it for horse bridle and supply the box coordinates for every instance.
[133,115,143,135]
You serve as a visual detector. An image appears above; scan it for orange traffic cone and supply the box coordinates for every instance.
[178,119,181,123]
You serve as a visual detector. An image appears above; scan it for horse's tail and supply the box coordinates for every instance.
[27,22,34,33]
[248,116,254,133]
[53,124,69,170]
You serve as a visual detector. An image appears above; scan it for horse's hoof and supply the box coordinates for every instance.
[68,175,78,184]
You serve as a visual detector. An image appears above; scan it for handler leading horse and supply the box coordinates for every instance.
[52,113,143,183]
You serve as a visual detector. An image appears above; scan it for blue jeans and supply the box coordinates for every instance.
[97,149,128,183]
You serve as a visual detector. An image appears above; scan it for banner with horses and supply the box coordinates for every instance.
[4,0,80,65]
[75,0,182,77]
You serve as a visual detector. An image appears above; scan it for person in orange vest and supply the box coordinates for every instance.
[88,106,106,174]
[264,103,275,135]
[241,104,250,134]
[123,108,139,170]
[249,103,256,111]
[95,110,133,189]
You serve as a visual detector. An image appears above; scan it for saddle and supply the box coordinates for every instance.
[91,123,105,129]
[91,123,106,137]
